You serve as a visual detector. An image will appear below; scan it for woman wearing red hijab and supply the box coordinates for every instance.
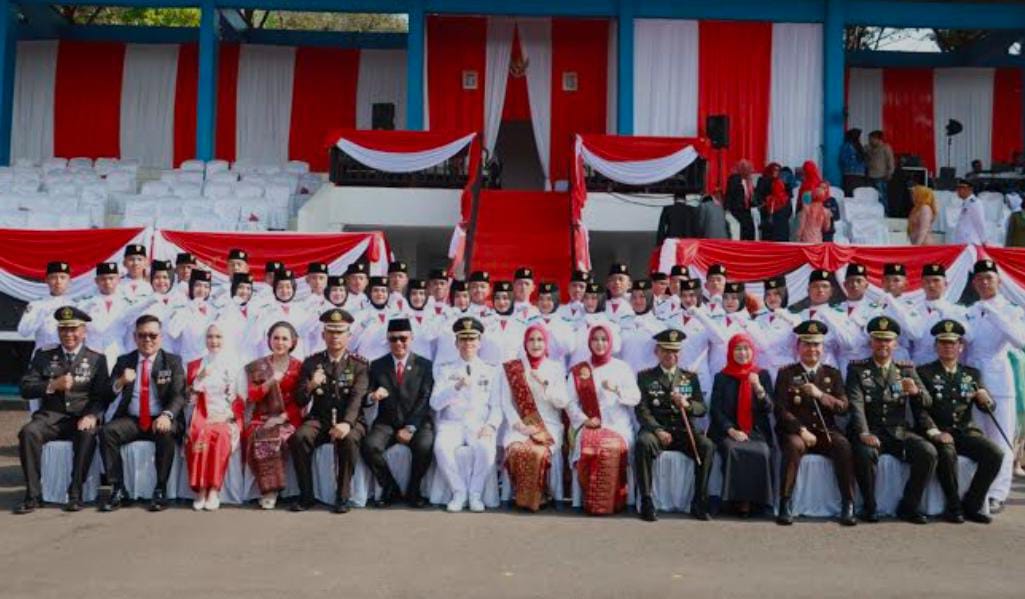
[710,333,775,517]
[756,162,792,242]
[797,183,834,243]
[566,324,641,515]
[498,324,571,511]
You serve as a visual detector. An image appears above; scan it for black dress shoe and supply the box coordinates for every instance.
[859,502,879,523]
[839,501,857,526]
[691,500,710,521]
[64,496,84,513]
[965,511,992,524]
[897,504,928,525]
[943,510,965,524]
[333,498,350,514]
[14,497,41,515]
[640,496,657,522]
[100,487,128,512]
[290,498,313,512]
[407,494,429,509]
[148,489,168,512]
[776,498,794,526]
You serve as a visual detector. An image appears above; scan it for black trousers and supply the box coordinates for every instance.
[634,428,715,507]
[779,431,855,501]
[852,431,936,512]
[100,415,183,492]
[932,431,1003,514]
[288,419,366,503]
[729,209,756,241]
[19,411,98,500]
[361,420,435,498]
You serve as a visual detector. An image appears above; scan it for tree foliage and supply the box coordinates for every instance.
[53,5,405,32]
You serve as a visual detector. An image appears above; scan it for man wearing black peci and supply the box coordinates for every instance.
[362,318,435,508]
[100,314,186,513]
[289,308,369,513]
[16,306,110,514]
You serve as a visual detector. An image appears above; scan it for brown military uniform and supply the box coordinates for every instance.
[773,362,854,501]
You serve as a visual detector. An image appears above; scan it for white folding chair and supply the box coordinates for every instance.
[68,157,94,173]
[42,157,68,171]
[204,159,229,176]
[203,181,235,200]
[140,180,171,197]
[179,159,206,173]
[93,157,119,177]
[286,160,310,176]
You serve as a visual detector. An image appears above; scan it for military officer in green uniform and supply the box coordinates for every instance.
[289,308,369,513]
[16,306,110,514]
[847,316,935,524]
[634,329,715,522]
[915,319,1003,524]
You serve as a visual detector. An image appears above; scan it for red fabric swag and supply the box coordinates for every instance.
[0,228,144,279]
[289,47,360,172]
[53,41,126,159]
[882,68,936,173]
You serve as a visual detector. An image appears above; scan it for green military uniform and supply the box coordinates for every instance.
[634,329,715,520]
[289,308,369,511]
[914,319,1003,521]
[847,316,935,522]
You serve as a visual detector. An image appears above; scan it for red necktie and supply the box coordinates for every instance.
[138,357,152,431]
[105,298,112,312]
[396,361,404,386]
[378,313,385,324]
[199,305,207,316]
[435,306,443,315]
[283,305,290,315]
[684,315,691,326]
[847,305,855,316]
[611,302,619,313]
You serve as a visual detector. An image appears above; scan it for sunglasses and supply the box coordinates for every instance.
[388,336,410,343]
[136,332,160,340]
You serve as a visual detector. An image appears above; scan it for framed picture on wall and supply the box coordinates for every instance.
[562,72,578,92]
[462,70,479,90]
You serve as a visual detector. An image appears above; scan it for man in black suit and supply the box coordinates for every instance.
[16,306,110,514]
[724,160,756,240]
[99,314,186,512]
[362,318,435,508]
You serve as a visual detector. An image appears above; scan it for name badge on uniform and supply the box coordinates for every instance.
[156,369,172,385]
[478,378,489,390]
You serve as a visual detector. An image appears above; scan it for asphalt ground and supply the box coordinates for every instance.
[1,409,1023,599]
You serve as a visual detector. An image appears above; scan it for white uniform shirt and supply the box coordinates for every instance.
[911,298,968,365]
[953,195,988,245]
[17,294,72,353]
[430,357,502,430]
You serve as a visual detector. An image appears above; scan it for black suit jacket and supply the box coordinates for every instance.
[368,353,434,430]
[724,174,754,213]
[109,349,186,421]
[20,347,111,419]
[657,202,700,244]
[709,370,775,445]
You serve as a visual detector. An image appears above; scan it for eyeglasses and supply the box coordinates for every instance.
[136,332,160,340]
[388,336,410,344]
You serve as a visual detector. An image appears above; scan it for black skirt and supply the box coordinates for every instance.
[718,437,773,505]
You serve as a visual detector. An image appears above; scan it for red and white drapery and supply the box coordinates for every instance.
[0,227,149,301]
[0,228,389,302]
[10,40,407,171]
[655,238,1025,307]
[425,16,616,188]
[633,20,822,187]
[571,134,710,270]
[847,67,1024,175]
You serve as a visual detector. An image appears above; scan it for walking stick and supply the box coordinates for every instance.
[983,405,1015,451]
[679,403,702,468]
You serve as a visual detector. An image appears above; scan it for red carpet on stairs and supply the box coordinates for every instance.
[469,190,574,296]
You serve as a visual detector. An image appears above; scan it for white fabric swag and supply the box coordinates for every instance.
[356,49,408,131]
[236,44,296,165]
[483,17,516,155]
[768,23,823,168]
[577,136,700,186]
[846,68,884,137]
[10,40,58,164]
[336,132,476,173]
[933,68,995,175]
[119,44,179,169]
[632,19,699,137]
[517,18,553,184]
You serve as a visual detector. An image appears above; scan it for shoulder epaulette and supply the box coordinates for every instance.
[348,353,368,364]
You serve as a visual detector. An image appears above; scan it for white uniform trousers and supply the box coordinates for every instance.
[433,422,497,496]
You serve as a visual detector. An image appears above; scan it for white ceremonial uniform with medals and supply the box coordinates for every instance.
[123,291,185,356]
[120,276,153,302]
[691,307,751,380]
[555,301,585,327]
[79,292,133,373]
[964,295,1025,502]
[789,303,855,369]
[406,308,440,362]
[480,313,527,365]
[300,293,333,354]
[619,310,664,374]
[167,298,218,363]
[604,295,634,325]
[352,304,403,362]
[430,356,502,500]
[18,293,73,354]
[836,297,880,373]
[954,195,988,245]
[911,298,968,365]
[513,301,541,323]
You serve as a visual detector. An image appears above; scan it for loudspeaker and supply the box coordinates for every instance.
[707,115,729,149]
[372,103,395,130]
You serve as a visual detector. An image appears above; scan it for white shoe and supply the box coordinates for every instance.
[192,495,206,511]
[260,493,277,510]
[447,491,468,513]
[469,494,485,513]
[205,490,221,511]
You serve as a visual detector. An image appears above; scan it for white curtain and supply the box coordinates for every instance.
[119,44,179,168]
[578,136,700,185]
[606,19,617,134]
[483,17,515,155]
[356,49,408,130]
[336,132,475,173]
[11,41,58,164]
[517,18,553,183]
[632,20,699,137]
[933,68,995,175]
[768,23,823,169]
[236,44,296,164]
[846,68,883,137]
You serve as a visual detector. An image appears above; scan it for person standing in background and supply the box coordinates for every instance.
[839,128,868,195]
[866,131,895,212]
